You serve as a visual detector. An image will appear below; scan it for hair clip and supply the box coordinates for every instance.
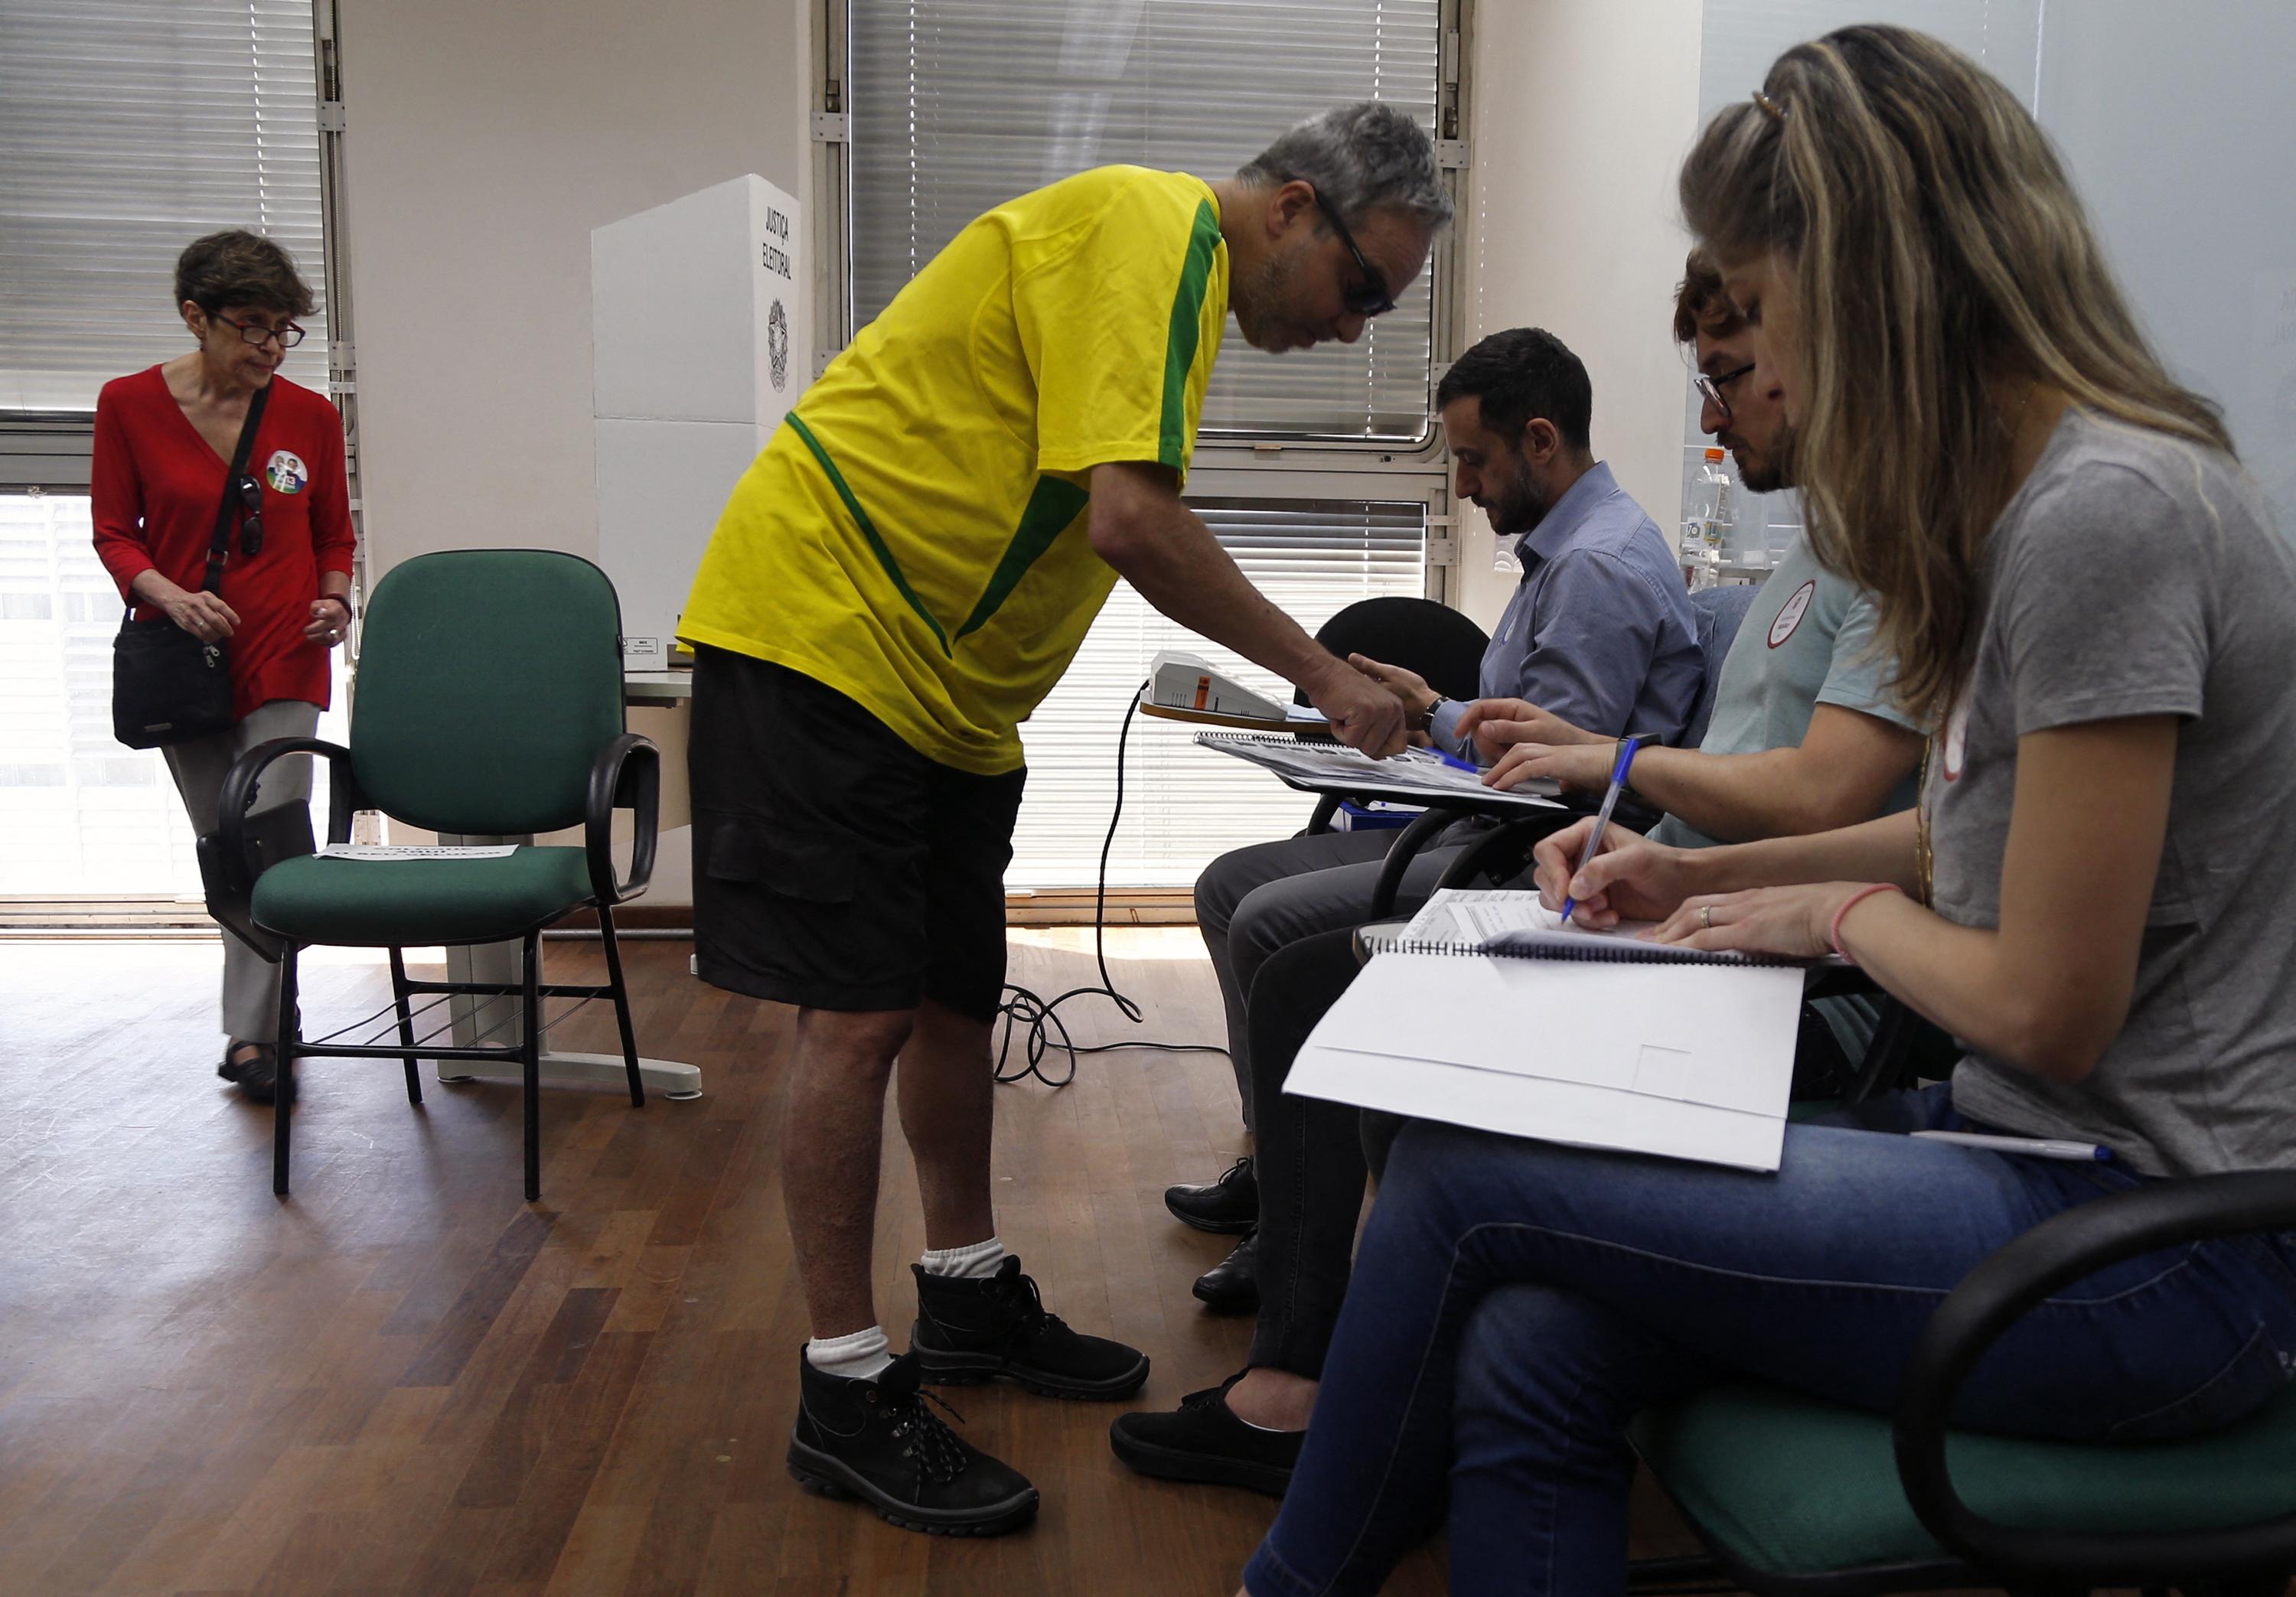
[1751,89,1788,122]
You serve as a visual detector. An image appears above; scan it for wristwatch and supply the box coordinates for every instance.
[1414,693,1450,732]
[318,592,354,618]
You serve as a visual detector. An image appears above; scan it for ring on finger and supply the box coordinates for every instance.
[1701,904,1713,930]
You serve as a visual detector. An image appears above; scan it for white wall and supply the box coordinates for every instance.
[339,0,810,577]
[338,0,813,903]
[1452,0,1707,631]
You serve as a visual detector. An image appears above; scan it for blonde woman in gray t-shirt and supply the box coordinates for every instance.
[1239,24,2296,1597]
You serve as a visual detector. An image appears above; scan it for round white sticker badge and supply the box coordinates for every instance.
[1766,579,1817,648]
[264,449,309,494]
[1942,695,1971,782]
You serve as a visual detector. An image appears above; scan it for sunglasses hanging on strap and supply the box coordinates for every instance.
[109,381,272,749]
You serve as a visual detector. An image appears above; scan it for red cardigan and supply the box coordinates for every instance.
[92,367,357,719]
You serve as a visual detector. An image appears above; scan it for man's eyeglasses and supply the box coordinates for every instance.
[1694,361,1757,419]
[1298,182,1398,318]
[233,476,264,558]
[212,314,307,349]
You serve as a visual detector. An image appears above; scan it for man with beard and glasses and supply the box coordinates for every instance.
[677,101,1449,1537]
[1159,326,1701,1280]
[1114,254,1927,1498]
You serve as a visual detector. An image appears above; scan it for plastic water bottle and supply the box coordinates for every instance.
[1681,447,1734,589]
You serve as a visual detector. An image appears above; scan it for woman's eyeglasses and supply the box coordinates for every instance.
[1297,182,1398,318]
[1694,362,1757,419]
[212,314,307,349]
[233,476,264,557]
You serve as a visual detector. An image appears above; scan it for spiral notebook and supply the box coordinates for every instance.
[1192,732,1564,809]
[1388,888,1814,966]
[1287,898,1806,1172]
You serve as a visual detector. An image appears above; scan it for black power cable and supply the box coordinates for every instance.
[993,677,1231,1087]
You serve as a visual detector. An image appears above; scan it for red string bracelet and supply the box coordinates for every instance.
[1828,883,1904,964]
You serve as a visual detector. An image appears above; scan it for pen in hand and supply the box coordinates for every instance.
[1557,735,1646,926]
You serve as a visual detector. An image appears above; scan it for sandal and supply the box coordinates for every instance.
[219,1040,292,1106]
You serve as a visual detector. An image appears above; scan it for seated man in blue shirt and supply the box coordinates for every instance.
[1171,326,1702,1233]
[1116,253,1927,1498]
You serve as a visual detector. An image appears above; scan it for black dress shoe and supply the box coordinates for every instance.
[1192,1230,1259,1313]
[1164,1155,1258,1234]
[1108,1370,1300,1497]
[911,1256,1150,1400]
[218,1041,292,1106]
[787,1350,1039,1536]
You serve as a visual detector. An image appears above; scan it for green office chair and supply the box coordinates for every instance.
[1628,1096,2296,1596]
[210,549,659,1203]
[1626,992,2296,1595]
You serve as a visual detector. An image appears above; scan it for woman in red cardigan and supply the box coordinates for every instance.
[93,230,356,1104]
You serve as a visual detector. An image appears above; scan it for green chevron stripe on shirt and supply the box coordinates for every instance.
[784,412,952,657]
[955,474,1091,641]
[1157,198,1222,469]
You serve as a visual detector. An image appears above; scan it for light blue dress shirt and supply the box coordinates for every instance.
[1430,460,1704,759]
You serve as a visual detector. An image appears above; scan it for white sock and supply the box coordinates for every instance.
[805,1324,893,1382]
[919,1236,1008,1279]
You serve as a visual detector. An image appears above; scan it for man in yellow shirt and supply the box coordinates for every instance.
[680,101,1449,1533]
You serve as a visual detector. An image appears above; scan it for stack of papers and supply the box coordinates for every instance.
[1287,891,1808,1172]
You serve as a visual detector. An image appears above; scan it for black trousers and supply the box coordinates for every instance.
[1242,929,1860,1381]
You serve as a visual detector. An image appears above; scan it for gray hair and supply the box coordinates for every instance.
[1238,100,1453,232]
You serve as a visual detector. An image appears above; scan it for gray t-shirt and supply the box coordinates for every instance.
[1652,536,1923,850]
[1938,409,2296,1176]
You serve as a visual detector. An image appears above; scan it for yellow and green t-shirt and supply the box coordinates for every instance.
[679,165,1230,774]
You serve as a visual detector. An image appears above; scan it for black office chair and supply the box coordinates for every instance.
[1297,596,1490,837]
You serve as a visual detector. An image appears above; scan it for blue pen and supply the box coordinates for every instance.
[1557,734,1648,925]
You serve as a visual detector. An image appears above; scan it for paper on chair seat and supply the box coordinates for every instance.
[1286,950,1805,1172]
[317,844,520,861]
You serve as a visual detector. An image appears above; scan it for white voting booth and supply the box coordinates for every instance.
[593,172,810,669]
[439,176,807,1101]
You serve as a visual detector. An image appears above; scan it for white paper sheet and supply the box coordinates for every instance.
[317,844,519,861]
[1285,950,1805,1172]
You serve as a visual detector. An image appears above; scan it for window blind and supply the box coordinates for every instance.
[0,494,344,898]
[850,0,1442,440]
[0,0,330,419]
[1009,499,1426,889]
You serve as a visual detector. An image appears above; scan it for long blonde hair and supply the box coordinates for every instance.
[1678,25,2232,725]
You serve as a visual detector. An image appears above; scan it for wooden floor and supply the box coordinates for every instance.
[0,930,2069,1596]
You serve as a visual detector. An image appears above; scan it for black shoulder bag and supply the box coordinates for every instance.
[110,380,270,749]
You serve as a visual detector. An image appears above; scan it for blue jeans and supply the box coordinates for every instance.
[1245,1084,2296,1596]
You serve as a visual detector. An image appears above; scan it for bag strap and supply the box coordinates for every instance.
[201,380,272,597]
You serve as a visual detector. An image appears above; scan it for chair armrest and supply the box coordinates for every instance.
[585,732,660,905]
[1369,807,1466,918]
[1893,1168,2296,1586]
[214,737,364,898]
[1430,810,1580,896]
[1305,794,1342,836]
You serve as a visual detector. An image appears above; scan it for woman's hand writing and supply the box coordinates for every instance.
[1531,817,1699,927]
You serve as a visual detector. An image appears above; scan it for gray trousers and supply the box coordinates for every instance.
[1193,827,1473,1131]
[162,698,321,1045]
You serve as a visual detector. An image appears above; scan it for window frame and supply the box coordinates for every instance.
[820,0,1473,543]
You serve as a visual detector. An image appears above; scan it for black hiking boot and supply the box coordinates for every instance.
[785,1349,1039,1536]
[911,1256,1150,1400]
